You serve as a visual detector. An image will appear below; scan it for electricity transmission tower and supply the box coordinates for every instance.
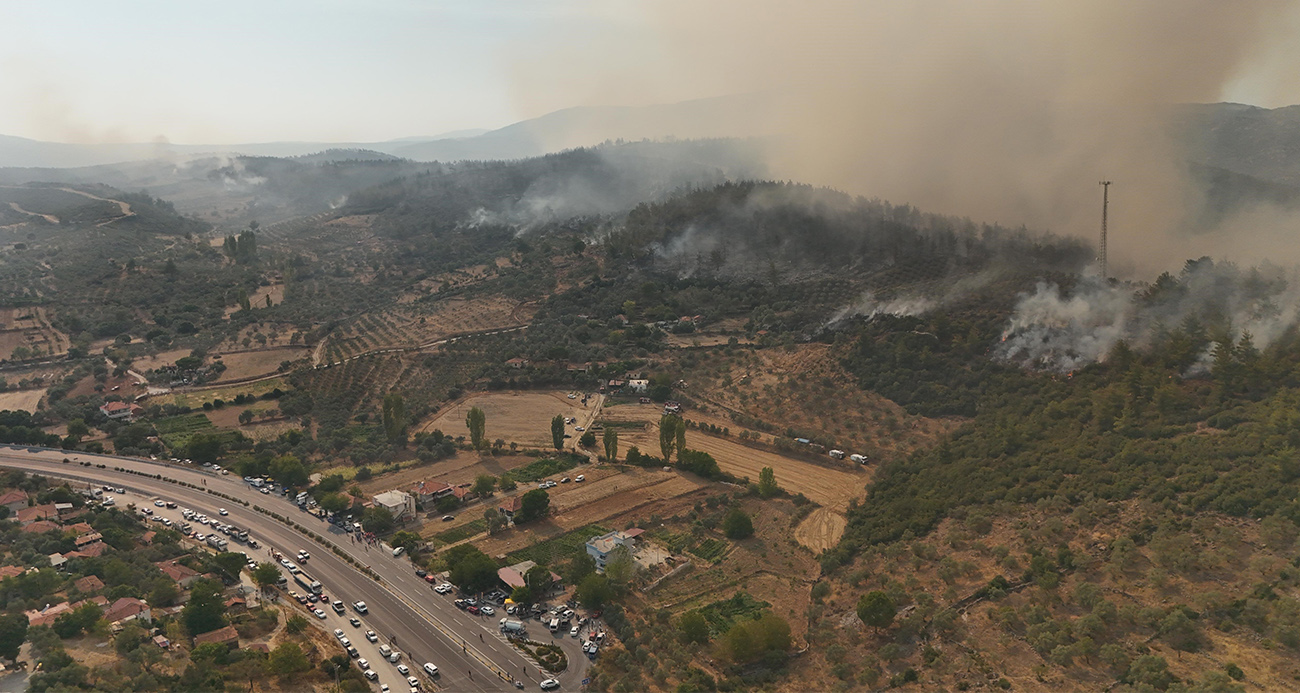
[1098,180,1111,279]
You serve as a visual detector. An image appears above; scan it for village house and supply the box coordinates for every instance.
[25,596,108,627]
[53,502,75,517]
[628,378,649,393]
[505,357,530,369]
[21,520,60,534]
[103,597,151,625]
[496,560,562,592]
[372,490,415,521]
[74,532,103,548]
[16,504,57,526]
[99,401,143,421]
[193,624,239,649]
[156,559,200,589]
[497,495,524,523]
[74,575,105,594]
[409,479,452,507]
[586,528,644,572]
[450,484,475,502]
[0,489,28,513]
[46,554,66,569]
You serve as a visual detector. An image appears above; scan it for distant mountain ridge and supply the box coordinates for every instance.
[0,94,772,169]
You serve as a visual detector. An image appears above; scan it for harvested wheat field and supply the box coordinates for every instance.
[419,391,596,449]
[620,425,867,511]
[0,388,45,411]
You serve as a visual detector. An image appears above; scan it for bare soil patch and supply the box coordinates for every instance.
[793,506,848,552]
[212,348,308,381]
[419,391,595,449]
[132,348,191,372]
[354,450,537,497]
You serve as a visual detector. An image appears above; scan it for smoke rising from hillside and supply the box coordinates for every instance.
[998,260,1300,371]
[516,1,1297,275]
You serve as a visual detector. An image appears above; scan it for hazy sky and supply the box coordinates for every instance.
[0,0,674,144]
[1,0,1298,145]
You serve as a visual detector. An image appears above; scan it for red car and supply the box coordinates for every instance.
[467,605,480,615]
[423,574,436,583]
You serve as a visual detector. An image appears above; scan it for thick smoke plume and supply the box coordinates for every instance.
[997,259,1300,372]
[514,1,1299,275]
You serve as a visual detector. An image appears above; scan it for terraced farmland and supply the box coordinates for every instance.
[319,295,530,363]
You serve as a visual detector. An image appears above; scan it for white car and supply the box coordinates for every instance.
[358,658,370,670]
[408,676,420,689]
[540,680,560,691]
[153,500,165,507]
[340,637,350,648]
[364,670,378,681]
[570,625,580,637]
[480,606,495,616]
[575,475,585,482]
[574,426,584,432]
[380,685,388,692]
[219,508,228,516]
[334,628,345,640]
[423,663,439,676]
[366,630,379,642]
[434,583,453,594]
[396,664,410,675]
[353,601,367,614]
[313,609,326,619]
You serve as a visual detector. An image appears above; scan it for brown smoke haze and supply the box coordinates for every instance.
[515,0,1299,276]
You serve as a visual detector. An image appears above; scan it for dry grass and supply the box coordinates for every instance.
[419,391,596,449]
[211,348,308,381]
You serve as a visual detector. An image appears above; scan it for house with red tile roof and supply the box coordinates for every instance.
[21,520,60,534]
[193,625,238,648]
[16,504,57,525]
[498,495,524,522]
[74,575,105,593]
[66,522,94,535]
[156,559,200,588]
[0,489,28,513]
[139,531,156,545]
[74,532,103,547]
[409,479,452,506]
[103,597,150,625]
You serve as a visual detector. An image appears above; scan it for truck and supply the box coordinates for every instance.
[499,619,527,636]
[828,449,845,460]
[849,454,868,464]
[206,535,228,551]
[294,572,323,594]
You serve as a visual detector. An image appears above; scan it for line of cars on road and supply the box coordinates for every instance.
[326,602,438,690]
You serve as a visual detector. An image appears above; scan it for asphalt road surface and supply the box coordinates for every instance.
[0,447,593,692]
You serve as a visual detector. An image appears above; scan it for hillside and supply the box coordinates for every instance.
[0,145,1293,693]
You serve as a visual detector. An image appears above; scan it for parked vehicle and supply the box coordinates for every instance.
[500,619,527,636]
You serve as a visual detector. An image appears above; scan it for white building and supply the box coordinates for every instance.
[628,379,649,393]
[372,490,415,521]
[585,528,645,572]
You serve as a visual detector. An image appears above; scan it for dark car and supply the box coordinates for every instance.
[415,569,427,578]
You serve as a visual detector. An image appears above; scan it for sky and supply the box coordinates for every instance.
[0,1,671,144]
[2,1,1299,146]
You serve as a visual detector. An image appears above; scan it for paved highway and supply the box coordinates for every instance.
[0,448,592,692]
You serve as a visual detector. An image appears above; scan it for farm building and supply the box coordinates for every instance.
[628,379,649,393]
[497,560,561,591]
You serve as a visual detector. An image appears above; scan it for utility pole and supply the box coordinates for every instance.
[1099,180,1112,279]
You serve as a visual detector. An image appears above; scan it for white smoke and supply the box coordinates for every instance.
[997,260,1300,372]
[997,279,1131,372]
[828,292,936,325]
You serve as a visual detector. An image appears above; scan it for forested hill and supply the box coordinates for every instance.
[342,139,766,236]
[610,180,1093,279]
